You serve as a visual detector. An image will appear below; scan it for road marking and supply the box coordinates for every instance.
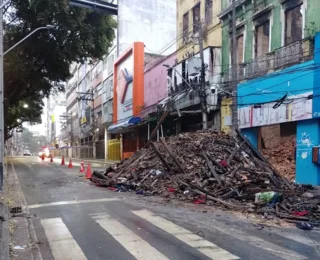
[209,219,308,260]
[28,198,119,209]
[41,218,87,260]
[91,213,169,260]
[132,210,239,260]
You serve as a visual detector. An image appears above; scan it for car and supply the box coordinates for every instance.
[38,148,51,158]
[23,150,31,156]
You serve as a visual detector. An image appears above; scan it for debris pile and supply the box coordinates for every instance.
[91,130,320,223]
[262,136,296,181]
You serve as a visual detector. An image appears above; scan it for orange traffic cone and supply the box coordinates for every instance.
[61,156,65,166]
[41,153,45,161]
[50,155,53,163]
[86,163,92,179]
[79,161,85,173]
[68,158,73,168]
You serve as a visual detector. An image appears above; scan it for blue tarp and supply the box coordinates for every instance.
[108,117,142,133]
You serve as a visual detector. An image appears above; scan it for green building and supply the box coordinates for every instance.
[219,0,320,86]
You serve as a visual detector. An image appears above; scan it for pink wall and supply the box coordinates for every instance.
[144,53,176,112]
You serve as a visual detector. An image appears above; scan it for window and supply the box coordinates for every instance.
[183,12,189,43]
[95,83,102,98]
[108,54,115,75]
[237,34,244,63]
[285,4,303,45]
[205,0,213,25]
[255,20,270,57]
[193,3,201,34]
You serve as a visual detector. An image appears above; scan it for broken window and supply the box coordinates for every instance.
[193,3,201,34]
[285,4,303,45]
[255,20,270,57]
[205,0,213,25]
[183,12,189,43]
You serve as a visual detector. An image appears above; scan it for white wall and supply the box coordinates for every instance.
[118,0,176,55]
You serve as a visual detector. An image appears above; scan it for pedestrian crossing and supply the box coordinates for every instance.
[40,209,315,260]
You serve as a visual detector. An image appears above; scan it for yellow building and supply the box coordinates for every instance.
[176,0,222,62]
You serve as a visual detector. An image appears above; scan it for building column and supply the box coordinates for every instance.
[296,119,320,185]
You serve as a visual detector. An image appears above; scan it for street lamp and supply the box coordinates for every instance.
[23,104,29,109]
[3,25,54,56]
[0,20,54,189]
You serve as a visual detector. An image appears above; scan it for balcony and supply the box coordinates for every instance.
[223,38,314,84]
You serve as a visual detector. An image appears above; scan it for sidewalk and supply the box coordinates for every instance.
[0,162,9,260]
[55,156,119,165]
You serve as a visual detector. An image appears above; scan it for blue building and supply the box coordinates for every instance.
[237,33,320,186]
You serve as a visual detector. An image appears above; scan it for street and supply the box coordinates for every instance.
[7,156,320,260]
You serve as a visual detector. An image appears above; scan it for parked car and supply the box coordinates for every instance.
[23,150,31,156]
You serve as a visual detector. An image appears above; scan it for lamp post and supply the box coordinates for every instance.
[4,25,54,56]
[0,20,54,190]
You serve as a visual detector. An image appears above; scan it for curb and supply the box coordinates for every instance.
[0,162,9,260]
[56,157,119,165]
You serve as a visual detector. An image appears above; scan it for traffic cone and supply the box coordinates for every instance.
[68,158,73,168]
[50,155,53,163]
[41,154,45,161]
[79,161,85,173]
[61,156,65,166]
[86,163,92,179]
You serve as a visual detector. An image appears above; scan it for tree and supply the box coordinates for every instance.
[3,0,116,139]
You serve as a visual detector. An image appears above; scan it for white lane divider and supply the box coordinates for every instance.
[91,213,169,260]
[41,218,87,260]
[29,198,119,209]
[132,209,240,260]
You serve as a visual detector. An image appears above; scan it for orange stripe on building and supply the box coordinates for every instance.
[113,42,145,123]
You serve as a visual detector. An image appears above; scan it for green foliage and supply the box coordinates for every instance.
[21,127,47,153]
[4,0,116,138]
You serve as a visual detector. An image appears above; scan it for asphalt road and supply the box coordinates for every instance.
[8,156,320,260]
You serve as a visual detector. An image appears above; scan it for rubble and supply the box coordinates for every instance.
[262,136,296,181]
[91,130,320,224]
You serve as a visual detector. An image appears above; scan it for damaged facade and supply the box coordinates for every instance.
[219,0,320,185]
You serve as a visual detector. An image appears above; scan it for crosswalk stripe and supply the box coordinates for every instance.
[91,213,169,260]
[41,218,87,260]
[210,219,308,260]
[29,198,119,209]
[132,209,239,260]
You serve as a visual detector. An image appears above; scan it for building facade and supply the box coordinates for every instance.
[220,0,319,88]
[218,0,320,185]
[177,0,222,62]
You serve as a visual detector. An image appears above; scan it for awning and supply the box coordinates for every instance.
[108,117,143,133]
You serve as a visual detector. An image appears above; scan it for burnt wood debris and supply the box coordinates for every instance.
[91,129,320,223]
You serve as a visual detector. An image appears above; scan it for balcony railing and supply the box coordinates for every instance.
[223,38,314,84]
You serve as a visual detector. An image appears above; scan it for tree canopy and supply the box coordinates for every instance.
[4,0,116,139]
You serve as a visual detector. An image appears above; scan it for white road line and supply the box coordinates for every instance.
[28,198,119,209]
[41,218,87,260]
[91,213,169,260]
[209,219,308,260]
[132,210,239,260]
[271,230,320,247]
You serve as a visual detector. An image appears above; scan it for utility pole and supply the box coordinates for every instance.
[0,0,4,190]
[91,89,96,160]
[231,0,238,132]
[198,21,208,130]
[77,91,95,159]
